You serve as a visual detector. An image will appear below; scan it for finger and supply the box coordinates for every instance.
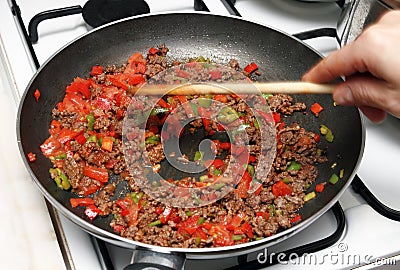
[359,106,387,123]
[332,75,397,116]
[302,41,370,83]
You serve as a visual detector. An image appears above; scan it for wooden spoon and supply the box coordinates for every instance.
[135,81,336,96]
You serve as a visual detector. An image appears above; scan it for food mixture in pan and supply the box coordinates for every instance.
[39,44,332,248]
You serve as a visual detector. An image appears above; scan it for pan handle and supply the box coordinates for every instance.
[124,248,185,270]
[28,6,83,43]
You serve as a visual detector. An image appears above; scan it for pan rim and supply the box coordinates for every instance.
[16,11,366,256]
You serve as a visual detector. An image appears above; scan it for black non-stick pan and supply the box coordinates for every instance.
[17,12,364,261]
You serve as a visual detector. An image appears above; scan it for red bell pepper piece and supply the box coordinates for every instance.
[66,77,91,100]
[316,182,326,193]
[83,165,109,182]
[90,65,103,76]
[84,204,101,220]
[244,62,258,74]
[27,152,36,162]
[34,89,40,102]
[70,197,95,208]
[310,102,324,117]
[272,180,293,197]
[290,214,302,224]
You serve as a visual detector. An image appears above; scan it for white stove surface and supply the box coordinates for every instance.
[1,0,400,269]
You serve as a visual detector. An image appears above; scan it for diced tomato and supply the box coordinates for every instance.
[272,112,281,123]
[84,204,101,220]
[208,225,234,247]
[93,96,112,111]
[73,131,86,144]
[108,75,129,90]
[34,89,40,102]
[272,180,293,197]
[290,214,302,224]
[125,73,145,85]
[116,195,140,227]
[310,102,324,117]
[219,142,231,150]
[148,47,160,55]
[160,205,173,224]
[316,182,326,193]
[314,133,320,142]
[66,77,91,100]
[226,213,246,231]
[213,94,228,103]
[27,152,36,162]
[234,171,252,198]
[192,228,208,241]
[57,128,79,144]
[101,136,114,152]
[90,65,103,76]
[127,52,146,64]
[244,62,258,74]
[70,197,95,208]
[81,184,101,196]
[212,159,224,169]
[178,215,201,237]
[83,165,109,182]
[256,212,270,220]
[40,135,62,157]
[209,70,222,80]
[241,222,254,238]
[113,224,125,233]
[248,155,256,163]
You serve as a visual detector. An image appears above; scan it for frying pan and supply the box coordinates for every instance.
[17,12,364,265]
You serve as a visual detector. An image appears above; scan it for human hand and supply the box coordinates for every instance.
[302,10,400,123]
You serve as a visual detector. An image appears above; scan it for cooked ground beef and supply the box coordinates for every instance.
[42,44,328,248]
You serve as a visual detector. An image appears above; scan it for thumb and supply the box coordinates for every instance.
[333,75,397,120]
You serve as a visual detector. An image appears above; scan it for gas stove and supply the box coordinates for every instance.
[1,0,400,269]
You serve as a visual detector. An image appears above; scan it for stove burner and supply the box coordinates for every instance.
[28,0,150,43]
[83,0,150,28]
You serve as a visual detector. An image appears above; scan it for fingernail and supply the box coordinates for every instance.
[334,87,353,105]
